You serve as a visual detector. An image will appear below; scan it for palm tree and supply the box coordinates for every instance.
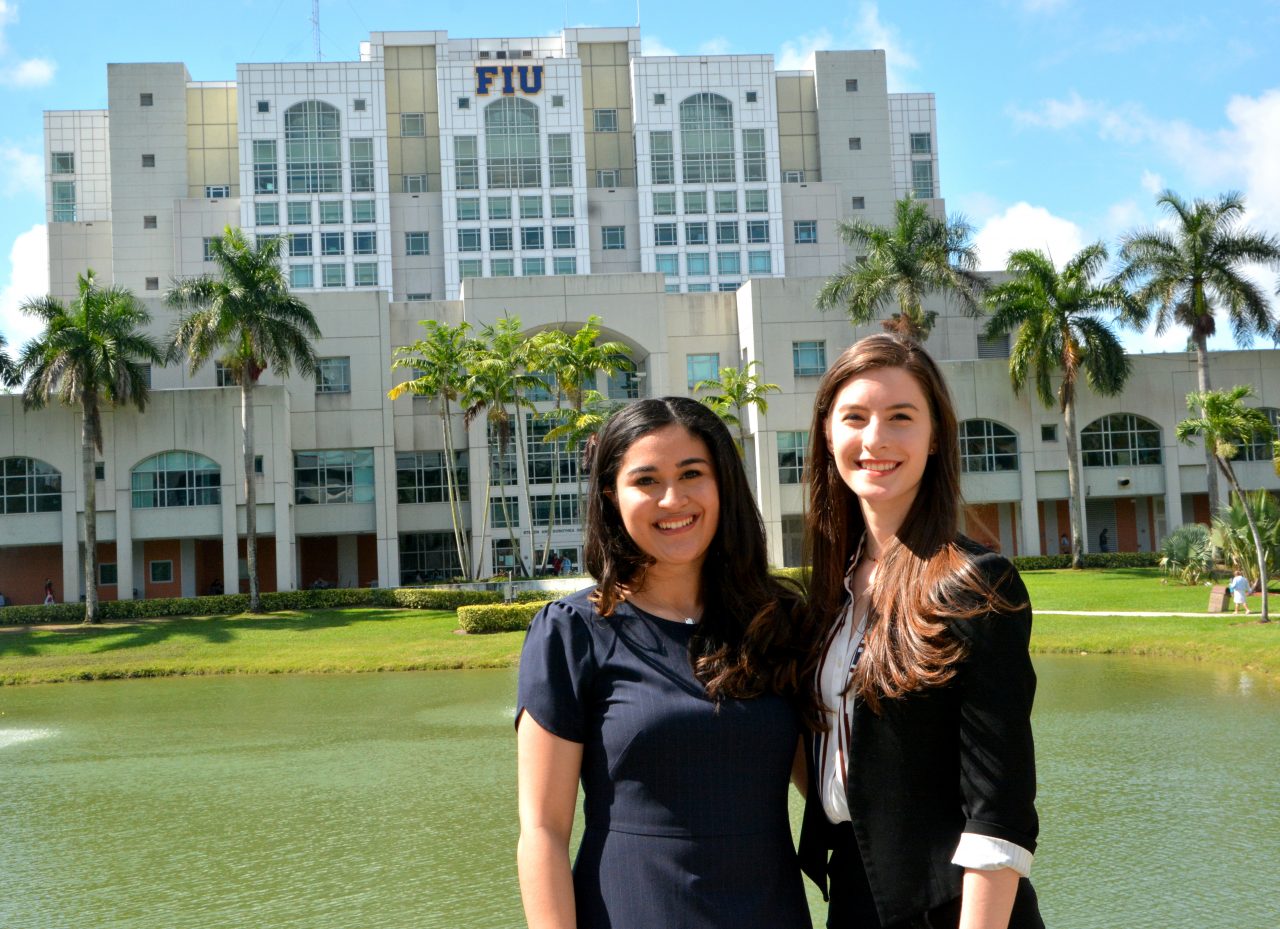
[1118,189,1280,514]
[166,226,320,611]
[1177,386,1276,621]
[0,333,16,387]
[1212,489,1279,601]
[18,270,165,623]
[694,360,780,457]
[389,320,477,580]
[817,196,986,340]
[984,244,1132,568]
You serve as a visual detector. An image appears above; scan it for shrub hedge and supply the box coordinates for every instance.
[1010,552,1161,571]
[457,600,553,634]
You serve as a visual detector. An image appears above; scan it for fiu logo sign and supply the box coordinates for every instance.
[475,64,544,96]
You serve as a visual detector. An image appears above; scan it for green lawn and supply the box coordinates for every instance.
[1021,566,1278,613]
[0,608,526,686]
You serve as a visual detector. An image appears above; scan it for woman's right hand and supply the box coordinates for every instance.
[516,713,584,929]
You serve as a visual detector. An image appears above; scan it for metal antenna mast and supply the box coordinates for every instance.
[312,0,322,61]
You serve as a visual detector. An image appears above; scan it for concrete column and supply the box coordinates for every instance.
[336,534,358,588]
[180,538,197,597]
[115,488,134,600]
[1163,453,1184,533]
[274,497,294,591]
[373,444,395,588]
[221,490,239,594]
[60,492,79,601]
[1018,459,1041,557]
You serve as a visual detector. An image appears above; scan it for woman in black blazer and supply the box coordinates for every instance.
[799,335,1044,929]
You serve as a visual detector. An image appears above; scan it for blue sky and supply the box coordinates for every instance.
[2,0,1279,357]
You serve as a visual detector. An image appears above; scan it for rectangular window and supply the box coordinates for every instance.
[353,230,376,255]
[794,220,818,244]
[783,169,805,183]
[745,189,768,212]
[149,560,173,584]
[491,258,514,277]
[145,277,159,291]
[596,169,619,188]
[653,191,676,215]
[401,113,426,137]
[140,92,154,106]
[490,227,514,251]
[255,202,279,226]
[321,231,345,256]
[253,139,277,194]
[549,134,573,187]
[322,264,346,287]
[457,97,470,110]
[457,197,481,221]
[353,262,378,286]
[845,79,859,92]
[851,196,866,210]
[848,137,862,151]
[525,414,581,486]
[351,199,376,223]
[288,233,313,257]
[1041,424,1058,442]
[216,363,239,387]
[350,138,375,192]
[399,531,463,584]
[288,201,311,225]
[203,237,216,262]
[685,222,708,246]
[743,128,766,182]
[99,563,118,586]
[654,223,677,247]
[487,195,512,220]
[550,94,565,107]
[455,136,479,190]
[910,132,932,154]
[458,259,483,279]
[717,251,741,274]
[395,451,469,505]
[290,264,314,288]
[143,215,158,229]
[520,194,543,219]
[319,200,344,224]
[553,256,577,275]
[792,340,826,377]
[593,109,618,132]
[602,226,626,250]
[650,131,674,184]
[205,185,230,199]
[406,293,430,301]
[316,356,351,394]
[522,257,545,276]
[293,448,375,505]
[458,229,481,252]
[403,174,428,193]
[911,161,935,199]
[684,191,707,214]
[715,221,739,245]
[490,497,520,528]
[521,226,544,250]
[714,190,737,213]
[530,495,581,528]
[746,220,770,243]
[686,353,720,390]
[686,252,710,276]
[552,226,576,250]
[653,92,666,105]
[688,283,713,293]
[550,195,574,218]
[718,282,739,292]
[748,251,772,274]
[777,431,809,484]
[405,232,429,256]
[354,98,366,111]
[655,253,679,276]
[52,151,74,174]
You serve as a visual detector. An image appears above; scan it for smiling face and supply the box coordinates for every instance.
[611,424,720,585]
[826,366,935,537]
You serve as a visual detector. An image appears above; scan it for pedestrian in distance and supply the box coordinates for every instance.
[1229,568,1251,615]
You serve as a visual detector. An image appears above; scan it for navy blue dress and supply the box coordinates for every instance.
[517,587,812,929]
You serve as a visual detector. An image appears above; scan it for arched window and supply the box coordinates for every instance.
[959,420,1019,472]
[485,98,541,189]
[1240,408,1280,461]
[132,451,221,509]
[0,457,61,513]
[1081,413,1161,467]
[680,93,735,184]
[285,101,342,193]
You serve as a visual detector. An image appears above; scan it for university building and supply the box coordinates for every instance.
[1,26,1276,603]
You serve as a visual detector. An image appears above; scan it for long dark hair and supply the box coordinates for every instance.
[805,335,1018,710]
[585,397,817,721]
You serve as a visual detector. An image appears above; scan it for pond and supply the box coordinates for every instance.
[1,656,1276,928]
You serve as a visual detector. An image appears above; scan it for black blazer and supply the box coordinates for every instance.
[799,543,1044,928]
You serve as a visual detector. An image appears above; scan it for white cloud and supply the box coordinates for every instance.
[972,202,1087,272]
[0,56,53,87]
[0,143,41,198]
[697,37,731,56]
[776,29,832,71]
[0,223,49,354]
[640,35,679,57]
[1140,170,1164,195]
[0,0,15,55]
[773,3,918,89]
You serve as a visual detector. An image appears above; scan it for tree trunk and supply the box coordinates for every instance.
[538,395,565,574]
[243,378,261,612]
[440,396,471,580]
[1193,331,1222,516]
[1063,392,1086,570]
[1221,462,1269,623]
[81,397,99,623]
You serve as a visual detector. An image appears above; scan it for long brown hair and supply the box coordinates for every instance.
[805,335,1018,710]
[585,397,820,725]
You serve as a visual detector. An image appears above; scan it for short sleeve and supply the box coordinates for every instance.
[515,598,598,744]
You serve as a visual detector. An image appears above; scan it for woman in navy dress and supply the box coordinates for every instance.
[516,397,817,929]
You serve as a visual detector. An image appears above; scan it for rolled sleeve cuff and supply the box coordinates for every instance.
[951,832,1034,878]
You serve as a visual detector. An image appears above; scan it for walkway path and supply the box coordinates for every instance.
[1036,609,1230,617]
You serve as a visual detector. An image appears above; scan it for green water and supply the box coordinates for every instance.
[1,657,1276,929]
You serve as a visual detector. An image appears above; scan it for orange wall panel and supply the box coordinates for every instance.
[143,538,183,600]
[356,534,377,588]
[299,537,338,589]
[0,544,63,606]
[1115,498,1138,552]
